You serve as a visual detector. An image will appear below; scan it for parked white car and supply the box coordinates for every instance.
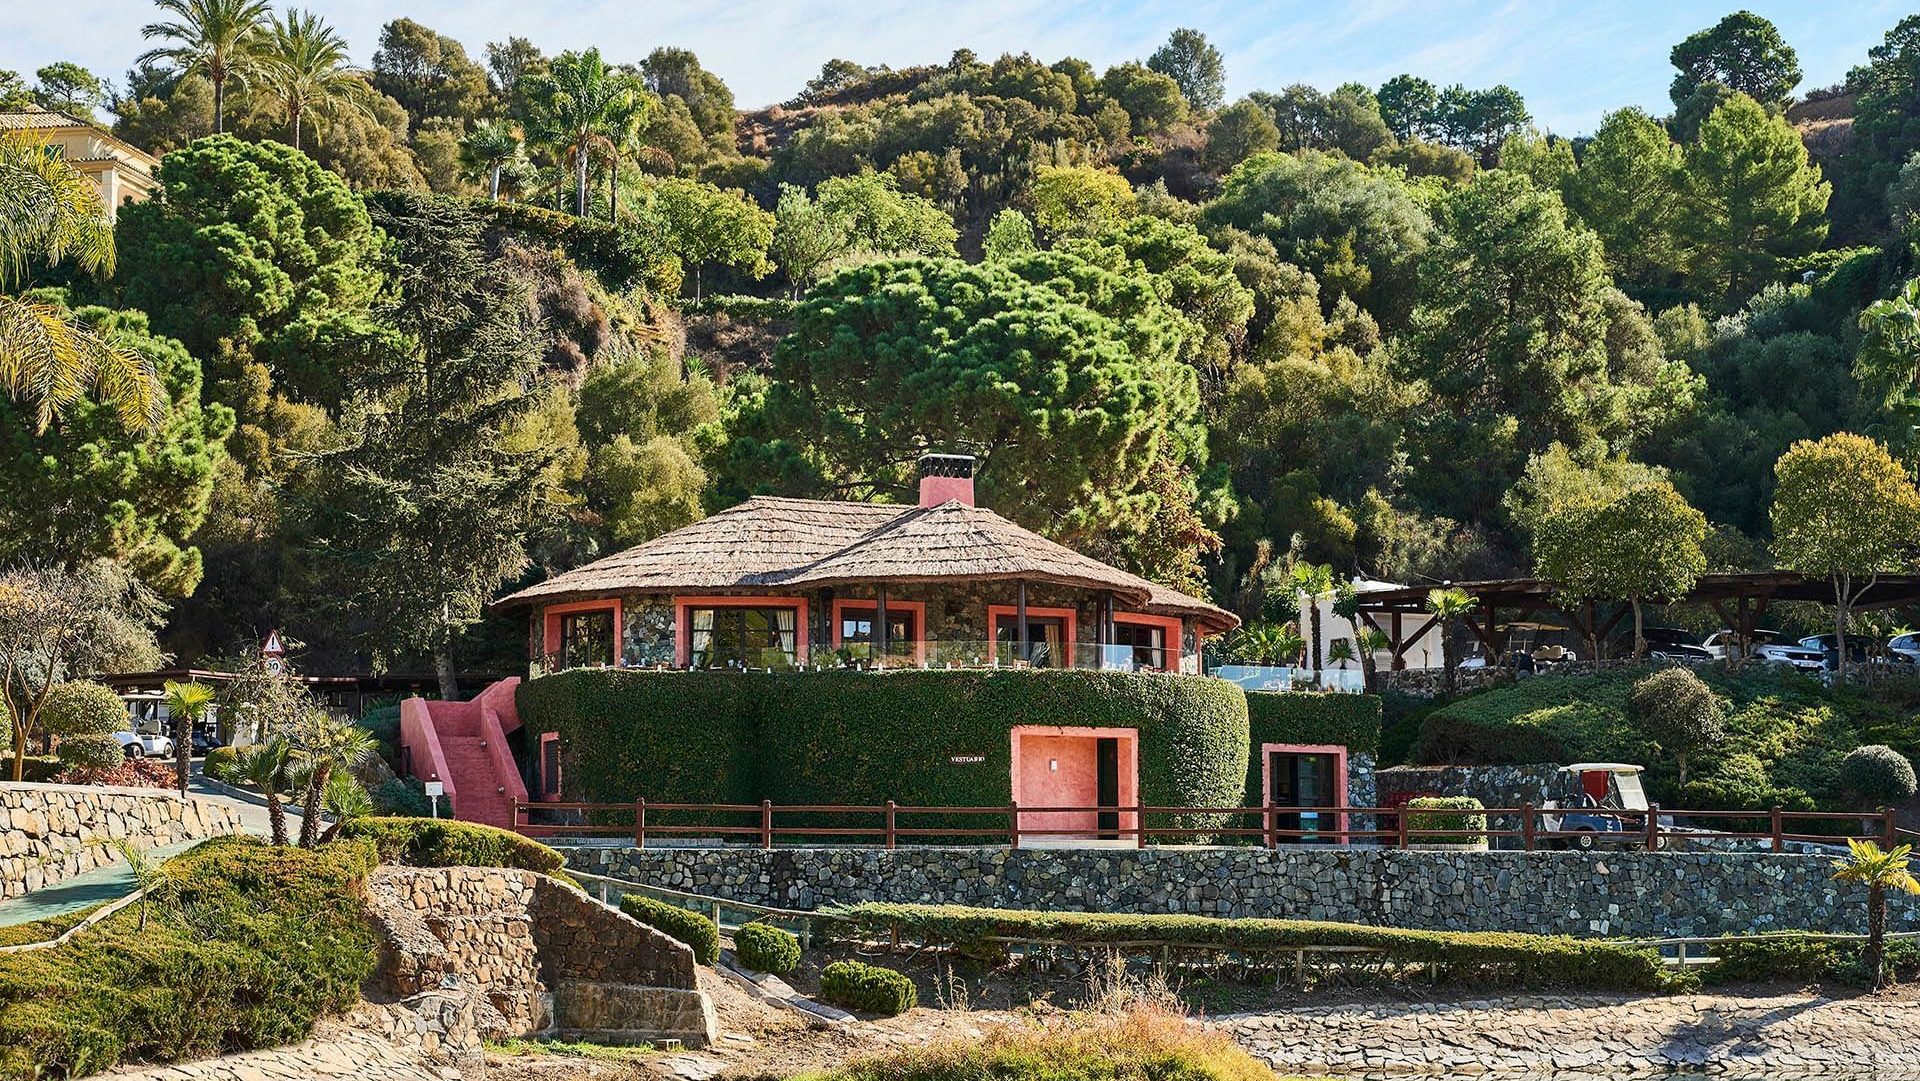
[1700,629,1825,671]
[1890,632,1920,664]
[113,730,174,758]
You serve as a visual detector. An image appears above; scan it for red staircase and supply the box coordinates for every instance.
[398,678,526,829]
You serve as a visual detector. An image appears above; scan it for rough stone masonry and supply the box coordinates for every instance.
[0,781,245,899]
[564,845,1919,938]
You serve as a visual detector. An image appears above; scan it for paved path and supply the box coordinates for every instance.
[0,766,298,931]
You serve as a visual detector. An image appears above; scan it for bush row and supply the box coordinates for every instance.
[818,960,917,1016]
[618,893,720,965]
[0,837,381,1079]
[336,817,565,875]
[826,903,1688,992]
[1702,933,1920,986]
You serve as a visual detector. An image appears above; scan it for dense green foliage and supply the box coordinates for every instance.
[40,681,127,738]
[1404,796,1487,845]
[1703,933,1920,986]
[335,816,566,873]
[733,921,802,974]
[518,669,1250,826]
[0,837,380,1079]
[618,893,720,965]
[817,959,918,1016]
[828,903,1684,992]
[1838,744,1919,805]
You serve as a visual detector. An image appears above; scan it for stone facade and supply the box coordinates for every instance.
[0,781,245,899]
[365,865,716,1048]
[563,844,1920,938]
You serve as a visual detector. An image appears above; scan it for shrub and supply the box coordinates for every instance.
[0,836,380,1079]
[618,893,719,965]
[203,746,240,783]
[1405,796,1486,845]
[733,922,801,974]
[42,682,127,738]
[798,1007,1267,1081]
[818,960,917,1015]
[1703,934,1920,987]
[16,756,62,782]
[368,778,433,816]
[354,705,401,757]
[829,904,1686,993]
[335,817,565,874]
[1628,668,1725,784]
[1838,744,1918,806]
[56,734,125,773]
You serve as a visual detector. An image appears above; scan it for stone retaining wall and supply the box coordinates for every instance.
[365,865,715,1047]
[565,845,1920,938]
[0,781,246,899]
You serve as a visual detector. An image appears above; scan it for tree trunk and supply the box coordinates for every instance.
[213,75,225,134]
[1309,603,1323,673]
[1442,627,1457,697]
[434,642,461,700]
[10,738,21,782]
[291,107,302,152]
[265,792,287,846]
[489,164,502,201]
[610,153,619,221]
[173,709,191,797]
[1632,598,1646,659]
[1868,882,1888,990]
[1835,578,1851,680]
[575,147,590,216]
[299,762,330,848]
[1677,751,1689,787]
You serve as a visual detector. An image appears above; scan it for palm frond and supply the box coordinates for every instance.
[0,296,162,432]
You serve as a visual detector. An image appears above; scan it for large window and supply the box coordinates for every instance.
[558,608,616,670]
[838,606,916,660]
[1111,621,1168,672]
[689,606,800,669]
[994,615,1068,668]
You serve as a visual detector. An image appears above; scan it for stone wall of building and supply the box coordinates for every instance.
[0,781,246,899]
[564,844,1919,938]
[364,865,715,1047]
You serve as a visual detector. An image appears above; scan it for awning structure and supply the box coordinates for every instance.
[1346,572,1920,669]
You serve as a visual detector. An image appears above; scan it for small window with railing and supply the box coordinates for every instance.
[1110,621,1169,672]
[689,606,799,669]
[558,608,616,670]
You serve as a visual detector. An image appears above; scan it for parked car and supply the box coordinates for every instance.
[1633,627,1713,664]
[1795,634,1906,669]
[1541,763,1663,850]
[1889,632,1920,664]
[1700,629,1826,671]
[113,730,174,758]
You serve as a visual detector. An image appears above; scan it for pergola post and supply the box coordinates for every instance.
[1016,579,1030,664]
[1390,611,1405,671]
[875,583,889,666]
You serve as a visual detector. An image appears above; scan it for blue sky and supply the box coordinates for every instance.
[4,0,1912,135]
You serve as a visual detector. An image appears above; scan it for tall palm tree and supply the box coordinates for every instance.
[1424,586,1478,696]
[1831,838,1920,989]
[528,49,639,217]
[235,735,292,845]
[0,131,160,433]
[137,0,274,134]
[162,679,215,797]
[1289,561,1336,673]
[292,712,377,848]
[260,8,372,151]
[461,118,524,201]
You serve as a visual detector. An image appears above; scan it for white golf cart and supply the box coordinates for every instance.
[1541,763,1664,850]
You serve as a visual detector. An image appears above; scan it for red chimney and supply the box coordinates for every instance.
[917,453,976,507]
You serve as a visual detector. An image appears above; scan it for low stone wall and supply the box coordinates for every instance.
[365,865,715,1047]
[565,844,1920,938]
[0,781,246,899]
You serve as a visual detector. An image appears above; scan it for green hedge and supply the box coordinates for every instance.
[818,960,917,1015]
[619,894,719,965]
[734,921,801,974]
[336,817,564,875]
[1243,691,1382,804]
[0,836,380,1079]
[1405,796,1486,845]
[827,904,1687,992]
[1702,933,1920,986]
[518,669,1251,831]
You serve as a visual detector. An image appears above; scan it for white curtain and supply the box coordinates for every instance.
[774,607,797,665]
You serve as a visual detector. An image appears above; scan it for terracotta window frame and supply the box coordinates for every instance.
[985,604,1079,668]
[1110,611,1183,672]
[674,595,811,668]
[542,598,624,670]
[1260,741,1350,843]
[829,598,928,665]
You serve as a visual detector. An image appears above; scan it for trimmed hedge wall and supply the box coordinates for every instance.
[518,669,1254,826]
[828,903,1687,992]
[337,817,565,875]
[1243,691,1383,804]
[619,894,720,965]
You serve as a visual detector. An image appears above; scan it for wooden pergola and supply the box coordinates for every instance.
[1347,572,1920,669]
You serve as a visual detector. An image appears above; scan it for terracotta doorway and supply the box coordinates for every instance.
[1010,726,1138,845]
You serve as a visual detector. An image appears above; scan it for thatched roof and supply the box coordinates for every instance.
[496,495,1236,630]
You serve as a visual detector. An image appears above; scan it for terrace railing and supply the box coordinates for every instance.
[512,799,1900,852]
[542,640,1206,678]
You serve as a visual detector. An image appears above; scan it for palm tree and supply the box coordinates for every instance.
[1289,562,1336,673]
[137,0,274,134]
[260,8,372,151]
[1831,838,1920,990]
[461,119,524,201]
[162,679,215,797]
[318,769,373,842]
[291,712,377,848]
[1353,627,1390,693]
[1425,587,1477,696]
[528,49,640,217]
[0,131,161,433]
[234,735,292,845]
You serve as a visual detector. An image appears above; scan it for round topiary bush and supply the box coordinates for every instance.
[1627,667,1725,786]
[43,682,128,738]
[57,733,126,772]
[1839,744,1918,806]
[734,922,801,974]
[819,959,917,1016]
[1404,796,1486,846]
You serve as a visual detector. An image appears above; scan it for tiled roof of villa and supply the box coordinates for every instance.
[495,495,1237,630]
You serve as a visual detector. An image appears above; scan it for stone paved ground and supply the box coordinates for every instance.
[1218,992,1920,1076]
[99,1015,466,1081]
